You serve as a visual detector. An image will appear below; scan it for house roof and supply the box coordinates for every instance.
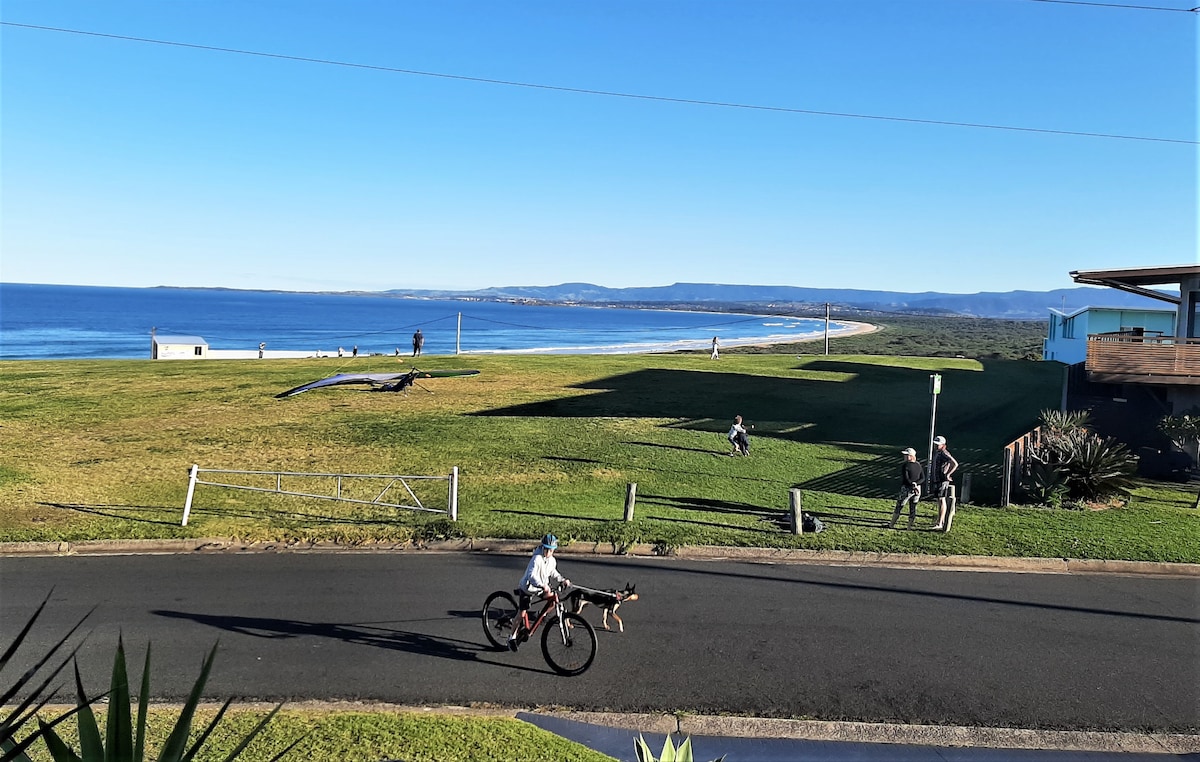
[153,335,208,345]
[1069,264,1196,304]
[1048,305,1176,320]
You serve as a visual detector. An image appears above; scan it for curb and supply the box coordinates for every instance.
[549,711,1200,755]
[1,537,1196,577]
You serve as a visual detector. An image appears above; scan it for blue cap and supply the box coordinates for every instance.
[541,533,558,550]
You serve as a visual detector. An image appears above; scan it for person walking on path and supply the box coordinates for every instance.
[711,336,720,360]
[413,329,424,357]
[931,435,959,531]
[352,345,358,358]
[890,448,924,529]
[727,415,750,456]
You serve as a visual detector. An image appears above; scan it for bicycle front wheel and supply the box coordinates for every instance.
[481,591,519,649]
[541,612,597,676]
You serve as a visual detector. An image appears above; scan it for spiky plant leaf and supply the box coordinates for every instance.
[106,636,134,761]
[70,663,102,760]
[34,719,82,762]
[157,643,218,762]
[134,644,151,762]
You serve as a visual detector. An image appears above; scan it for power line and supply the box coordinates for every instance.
[3,21,1196,146]
[1027,0,1199,12]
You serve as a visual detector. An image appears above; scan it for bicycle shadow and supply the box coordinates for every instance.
[150,609,559,676]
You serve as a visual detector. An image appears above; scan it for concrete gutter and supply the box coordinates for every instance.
[1,537,1196,577]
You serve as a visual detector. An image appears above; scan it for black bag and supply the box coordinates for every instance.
[802,512,825,533]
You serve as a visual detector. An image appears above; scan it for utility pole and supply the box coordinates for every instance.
[824,303,830,356]
[926,373,942,493]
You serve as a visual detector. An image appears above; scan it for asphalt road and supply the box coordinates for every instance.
[2,552,1197,732]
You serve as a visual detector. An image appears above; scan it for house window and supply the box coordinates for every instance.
[1062,318,1075,339]
[194,346,203,356]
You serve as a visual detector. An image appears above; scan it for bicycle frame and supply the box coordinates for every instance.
[520,588,570,642]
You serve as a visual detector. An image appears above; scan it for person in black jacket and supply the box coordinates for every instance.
[890,447,924,529]
[931,435,959,531]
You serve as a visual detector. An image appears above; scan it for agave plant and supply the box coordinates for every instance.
[1,591,95,762]
[36,637,303,762]
[634,733,726,762]
[1059,435,1138,501]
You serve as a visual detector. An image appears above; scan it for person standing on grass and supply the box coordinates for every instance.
[890,448,924,529]
[413,329,424,357]
[711,336,720,360]
[931,435,959,531]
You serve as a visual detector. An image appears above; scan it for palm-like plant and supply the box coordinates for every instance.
[37,637,302,762]
[1,591,94,762]
[634,733,726,762]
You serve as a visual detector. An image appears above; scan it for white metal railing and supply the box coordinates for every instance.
[182,465,458,526]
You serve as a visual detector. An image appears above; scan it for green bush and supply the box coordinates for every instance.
[1028,410,1137,504]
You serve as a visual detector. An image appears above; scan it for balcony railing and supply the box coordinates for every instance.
[1085,331,1200,384]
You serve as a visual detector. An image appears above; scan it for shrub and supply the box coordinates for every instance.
[634,733,725,762]
[1027,410,1137,504]
[1157,407,1200,466]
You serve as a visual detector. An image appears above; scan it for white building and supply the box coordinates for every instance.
[151,334,209,360]
[1043,306,1177,364]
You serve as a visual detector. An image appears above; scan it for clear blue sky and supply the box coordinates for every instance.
[1,0,1196,294]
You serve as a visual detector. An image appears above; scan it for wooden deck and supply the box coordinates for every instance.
[1086,333,1200,385]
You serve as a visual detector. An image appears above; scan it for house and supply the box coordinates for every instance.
[1044,306,1177,365]
[151,334,209,359]
[1059,264,1200,456]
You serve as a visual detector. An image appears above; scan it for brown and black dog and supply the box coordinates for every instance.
[567,584,639,632]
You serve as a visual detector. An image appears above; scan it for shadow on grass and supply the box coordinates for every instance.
[42,502,185,526]
[43,501,447,530]
[471,360,1057,450]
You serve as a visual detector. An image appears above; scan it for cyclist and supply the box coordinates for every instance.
[508,533,571,651]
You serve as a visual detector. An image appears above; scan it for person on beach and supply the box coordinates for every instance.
[931,435,959,531]
[413,329,424,357]
[395,347,401,357]
[890,448,924,529]
[711,336,720,360]
[352,345,358,357]
[258,342,266,359]
[727,415,750,456]
[338,346,344,357]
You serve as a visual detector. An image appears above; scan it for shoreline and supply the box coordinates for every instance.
[187,320,880,359]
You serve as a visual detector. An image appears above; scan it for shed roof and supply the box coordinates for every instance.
[153,335,208,345]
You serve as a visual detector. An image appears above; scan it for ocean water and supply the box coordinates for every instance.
[0,283,845,360]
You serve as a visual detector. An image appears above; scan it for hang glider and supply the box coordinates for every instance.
[275,368,480,399]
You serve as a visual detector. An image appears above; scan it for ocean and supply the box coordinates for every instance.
[0,283,848,360]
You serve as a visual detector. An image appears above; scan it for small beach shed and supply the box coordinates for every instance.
[152,334,209,359]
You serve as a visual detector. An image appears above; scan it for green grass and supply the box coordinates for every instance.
[1,353,1196,562]
[21,709,616,762]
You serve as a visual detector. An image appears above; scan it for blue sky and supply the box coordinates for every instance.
[1,1,1196,294]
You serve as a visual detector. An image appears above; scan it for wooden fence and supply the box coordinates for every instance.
[1001,427,1041,508]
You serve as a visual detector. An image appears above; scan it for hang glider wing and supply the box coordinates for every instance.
[275,369,479,398]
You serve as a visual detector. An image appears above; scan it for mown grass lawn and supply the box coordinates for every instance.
[1,353,1196,562]
[21,709,616,762]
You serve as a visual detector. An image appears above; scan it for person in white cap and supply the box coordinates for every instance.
[890,448,924,529]
[931,435,958,531]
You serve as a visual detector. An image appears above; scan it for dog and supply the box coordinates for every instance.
[567,583,639,632]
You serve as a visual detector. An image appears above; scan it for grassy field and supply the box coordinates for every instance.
[21,708,616,762]
[1,352,1196,561]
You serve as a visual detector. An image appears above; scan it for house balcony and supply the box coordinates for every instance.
[1085,332,1200,385]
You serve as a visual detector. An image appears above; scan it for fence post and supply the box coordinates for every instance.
[449,467,459,521]
[789,488,803,534]
[624,483,637,522]
[1001,448,1013,508]
[961,473,972,505]
[182,464,199,526]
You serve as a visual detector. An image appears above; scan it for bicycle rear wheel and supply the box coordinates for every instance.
[541,612,597,676]
[481,591,519,649]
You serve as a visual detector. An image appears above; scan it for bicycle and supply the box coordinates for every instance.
[481,584,598,676]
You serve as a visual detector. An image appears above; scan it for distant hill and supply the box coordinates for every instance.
[383,282,1173,320]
